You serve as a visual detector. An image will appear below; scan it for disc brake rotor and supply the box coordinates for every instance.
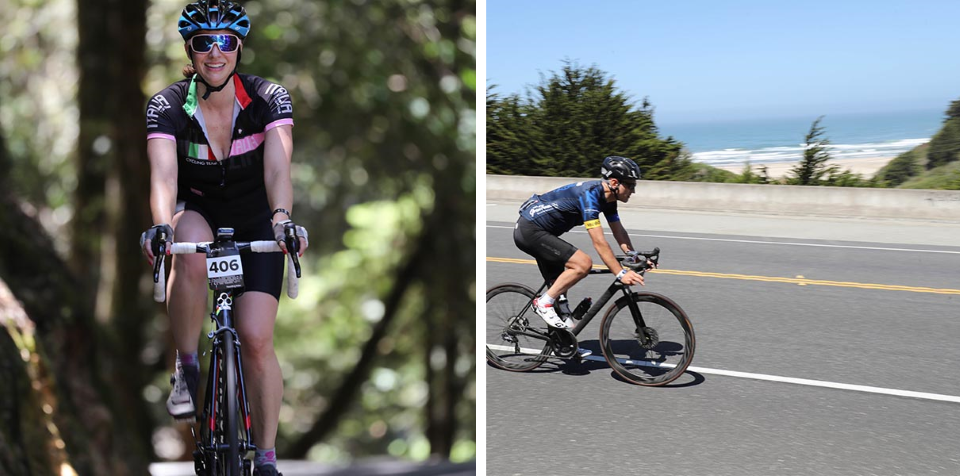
[637,326,659,350]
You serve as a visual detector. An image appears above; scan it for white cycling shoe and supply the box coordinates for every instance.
[533,297,570,329]
[166,361,197,420]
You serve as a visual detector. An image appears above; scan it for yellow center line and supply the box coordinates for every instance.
[485,257,960,295]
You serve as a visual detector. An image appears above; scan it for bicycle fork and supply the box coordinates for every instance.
[622,288,655,349]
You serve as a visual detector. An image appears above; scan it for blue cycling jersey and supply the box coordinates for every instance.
[519,180,620,235]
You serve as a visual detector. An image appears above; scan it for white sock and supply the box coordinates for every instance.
[540,294,555,306]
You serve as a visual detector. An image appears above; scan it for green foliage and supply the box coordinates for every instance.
[0,0,77,246]
[5,0,476,465]
[787,116,839,185]
[874,149,922,187]
[677,162,738,183]
[486,62,692,180]
[925,117,960,170]
[823,169,873,187]
[731,162,771,184]
[898,160,960,190]
[946,99,960,120]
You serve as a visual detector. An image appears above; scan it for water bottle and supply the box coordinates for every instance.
[572,297,592,320]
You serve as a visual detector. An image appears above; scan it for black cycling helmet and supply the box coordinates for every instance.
[178,0,251,40]
[600,156,642,181]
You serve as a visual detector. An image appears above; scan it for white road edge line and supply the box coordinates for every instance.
[487,345,960,403]
[686,366,960,404]
[486,224,960,254]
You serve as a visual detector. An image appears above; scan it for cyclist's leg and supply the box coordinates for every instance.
[544,249,592,300]
[234,291,282,450]
[168,204,214,356]
[233,214,285,459]
[514,218,590,299]
[166,203,214,416]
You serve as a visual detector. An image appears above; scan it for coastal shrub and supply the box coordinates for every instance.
[925,118,960,169]
[874,150,921,187]
[899,160,960,189]
[733,162,771,184]
[679,162,737,183]
[824,169,872,187]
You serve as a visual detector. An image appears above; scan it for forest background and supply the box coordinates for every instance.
[0,0,476,474]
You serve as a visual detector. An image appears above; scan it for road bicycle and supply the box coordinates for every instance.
[486,248,695,386]
[152,226,301,476]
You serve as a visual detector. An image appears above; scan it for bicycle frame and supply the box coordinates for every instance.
[507,252,659,352]
[152,226,302,476]
[197,287,256,459]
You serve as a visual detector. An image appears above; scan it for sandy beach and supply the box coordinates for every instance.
[712,156,894,179]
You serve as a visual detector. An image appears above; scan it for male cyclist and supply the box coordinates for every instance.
[514,156,647,334]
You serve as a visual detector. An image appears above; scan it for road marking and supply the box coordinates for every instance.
[487,345,960,403]
[684,366,960,403]
[486,257,960,295]
[485,224,960,255]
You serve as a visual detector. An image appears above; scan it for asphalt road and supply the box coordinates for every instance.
[484,203,960,476]
[149,459,475,475]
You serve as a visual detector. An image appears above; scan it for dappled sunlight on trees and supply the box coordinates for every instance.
[1,0,475,471]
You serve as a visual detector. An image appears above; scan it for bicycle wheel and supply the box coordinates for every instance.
[221,331,241,476]
[486,283,551,371]
[599,292,695,386]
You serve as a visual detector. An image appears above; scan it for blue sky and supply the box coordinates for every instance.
[486,1,960,124]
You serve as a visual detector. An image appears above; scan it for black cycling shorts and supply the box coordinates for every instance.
[178,198,284,300]
[513,217,578,285]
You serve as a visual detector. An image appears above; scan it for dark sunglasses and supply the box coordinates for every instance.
[190,34,241,53]
[621,181,637,192]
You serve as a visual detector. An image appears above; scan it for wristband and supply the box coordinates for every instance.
[272,208,291,220]
[616,268,628,281]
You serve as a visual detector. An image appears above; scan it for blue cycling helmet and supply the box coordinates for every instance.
[178,0,251,40]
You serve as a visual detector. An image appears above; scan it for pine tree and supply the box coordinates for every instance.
[788,116,838,185]
[486,62,690,179]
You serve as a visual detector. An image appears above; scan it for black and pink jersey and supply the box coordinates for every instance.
[145,74,294,300]
[145,73,294,203]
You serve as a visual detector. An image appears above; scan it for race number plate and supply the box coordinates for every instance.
[206,255,244,290]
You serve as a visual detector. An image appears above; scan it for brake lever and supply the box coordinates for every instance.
[284,224,302,278]
[152,245,164,283]
[152,230,170,283]
[647,247,660,269]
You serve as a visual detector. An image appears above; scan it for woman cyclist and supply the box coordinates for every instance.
[140,1,306,474]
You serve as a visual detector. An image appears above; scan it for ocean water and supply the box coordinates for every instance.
[658,110,945,166]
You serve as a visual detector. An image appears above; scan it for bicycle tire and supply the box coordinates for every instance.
[222,331,241,476]
[599,292,695,386]
[485,283,551,372]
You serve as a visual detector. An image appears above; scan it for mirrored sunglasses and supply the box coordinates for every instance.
[190,34,241,53]
[621,181,637,192]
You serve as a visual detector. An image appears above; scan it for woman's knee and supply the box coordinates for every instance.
[172,253,208,285]
[240,328,275,362]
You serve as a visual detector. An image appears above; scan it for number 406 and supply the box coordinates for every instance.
[210,259,240,273]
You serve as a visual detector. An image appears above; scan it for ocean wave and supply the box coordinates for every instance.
[692,138,929,165]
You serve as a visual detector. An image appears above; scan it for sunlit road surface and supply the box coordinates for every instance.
[485,202,960,476]
[150,459,475,476]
